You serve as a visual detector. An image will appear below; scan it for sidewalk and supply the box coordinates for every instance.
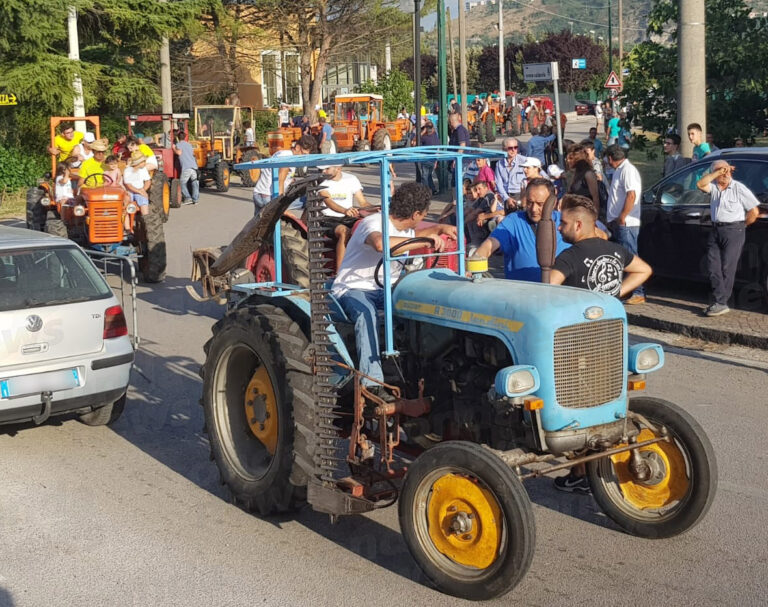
[626,281,768,349]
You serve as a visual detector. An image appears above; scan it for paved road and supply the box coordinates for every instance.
[3,139,767,606]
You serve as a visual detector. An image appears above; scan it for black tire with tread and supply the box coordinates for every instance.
[136,208,166,282]
[43,211,68,238]
[200,303,314,515]
[149,172,170,222]
[475,121,486,144]
[587,397,717,539]
[485,117,496,142]
[372,128,391,151]
[399,441,536,601]
[78,394,126,426]
[169,178,182,208]
[280,220,310,290]
[215,161,230,192]
[239,150,261,187]
[26,187,47,231]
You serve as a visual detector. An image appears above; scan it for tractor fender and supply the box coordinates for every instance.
[236,291,355,382]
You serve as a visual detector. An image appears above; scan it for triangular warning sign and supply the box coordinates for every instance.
[604,71,622,89]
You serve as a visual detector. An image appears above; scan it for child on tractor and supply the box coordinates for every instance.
[330,182,456,401]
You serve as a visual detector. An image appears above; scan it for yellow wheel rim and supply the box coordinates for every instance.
[223,168,230,186]
[162,181,170,216]
[426,473,502,569]
[243,365,278,455]
[609,429,690,509]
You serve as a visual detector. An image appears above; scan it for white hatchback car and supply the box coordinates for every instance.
[0,226,134,426]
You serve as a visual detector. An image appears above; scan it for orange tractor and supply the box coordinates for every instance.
[191,105,263,191]
[267,94,410,155]
[26,116,166,282]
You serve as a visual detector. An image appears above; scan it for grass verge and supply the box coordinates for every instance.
[0,188,27,220]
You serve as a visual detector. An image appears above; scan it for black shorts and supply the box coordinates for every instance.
[320,215,358,231]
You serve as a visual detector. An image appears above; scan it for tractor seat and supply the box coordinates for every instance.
[324,284,386,326]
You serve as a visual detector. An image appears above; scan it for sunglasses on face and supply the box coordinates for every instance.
[506,146,518,150]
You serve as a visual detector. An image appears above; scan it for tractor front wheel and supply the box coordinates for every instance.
[43,211,68,239]
[239,150,262,188]
[215,162,230,192]
[587,397,717,539]
[169,178,182,209]
[201,304,314,514]
[372,129,391,151]
[26,187,47,231]
[399,441,536,601]
[485,117,496,142]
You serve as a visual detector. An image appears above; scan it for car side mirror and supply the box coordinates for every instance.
[642,190,655,204]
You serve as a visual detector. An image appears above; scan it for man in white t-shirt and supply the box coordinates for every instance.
[605,145,645,304]
[319,167,373,268]
[252,134,316,218]
[594,101,604,133]
[331,182,456,399]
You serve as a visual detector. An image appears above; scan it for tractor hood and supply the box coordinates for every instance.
[393,269,626,354]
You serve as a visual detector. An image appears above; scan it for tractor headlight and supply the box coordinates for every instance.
[125,203,138,214]
[73,205,86,217]
[494,365,540,397]
[628,343,664,373]
[40,196,52,207]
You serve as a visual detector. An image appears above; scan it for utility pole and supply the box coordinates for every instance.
[678,0,706,157]
[159,0,173,137]
[385,39,392,73]
[459,0,468,127]
[498,0,505,105]
[618,0,623,80]
[187,64,194,114]
[608,0,613,75]
[414,0,421,147]
[437,0,448,146]
[67,6,85,131]
[447,9,458,102]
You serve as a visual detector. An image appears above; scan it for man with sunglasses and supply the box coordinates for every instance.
[494,137,529,213]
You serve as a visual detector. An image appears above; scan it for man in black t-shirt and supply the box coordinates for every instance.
[550,194,652,299]
[548,194,652,494]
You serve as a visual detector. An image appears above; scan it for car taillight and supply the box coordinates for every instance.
[103,305,128,339]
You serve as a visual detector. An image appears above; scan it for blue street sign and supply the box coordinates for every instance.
[571,58,587,70]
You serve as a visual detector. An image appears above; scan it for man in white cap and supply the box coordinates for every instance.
[69,131,96,168]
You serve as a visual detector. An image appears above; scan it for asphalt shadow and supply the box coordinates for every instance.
[136,274,226,320]
[0,586,15,607]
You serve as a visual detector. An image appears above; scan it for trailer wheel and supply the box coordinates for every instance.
[588,397,717,539]
[201,304,313,515]
[399,441,536,601]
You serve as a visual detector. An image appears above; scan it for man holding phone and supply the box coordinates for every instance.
[696,160,760,316]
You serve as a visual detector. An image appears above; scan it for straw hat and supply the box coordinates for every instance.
[90,139,108,152]
[129,152,148,167]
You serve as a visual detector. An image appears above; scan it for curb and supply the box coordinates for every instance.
[626,311,768,350]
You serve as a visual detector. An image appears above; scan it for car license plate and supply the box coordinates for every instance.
[0,368,82,399]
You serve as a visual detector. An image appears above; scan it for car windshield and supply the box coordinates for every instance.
[657,159,768,206]
[0,245,111,312]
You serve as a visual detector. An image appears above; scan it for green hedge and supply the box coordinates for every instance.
[0,145,48,192]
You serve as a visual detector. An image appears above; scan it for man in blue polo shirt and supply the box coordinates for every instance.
[474,178,569,281]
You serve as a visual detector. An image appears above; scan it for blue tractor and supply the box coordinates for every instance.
[194,147,716,601]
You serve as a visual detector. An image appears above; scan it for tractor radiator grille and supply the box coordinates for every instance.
[553,319,624,408]
[89,204,122,243]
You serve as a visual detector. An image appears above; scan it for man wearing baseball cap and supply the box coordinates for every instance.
[78,138,109,189]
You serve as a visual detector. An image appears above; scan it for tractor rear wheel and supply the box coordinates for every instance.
[26,187,47,231]
[475,121,486,144]
[215,161,230,192]
[43,212,68,239]
[504,119,514,136]
[399,441,536,601]
[280,220,310,289]
[149,172,171,222]
[485,117,496,142]
[136,208,167,283]
[372,129,391,151]
[201,303,313,515]
[169,178,182,209]
[239,150,261,188]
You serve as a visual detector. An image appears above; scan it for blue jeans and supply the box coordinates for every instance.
[612,224,644,297]
[180,168,199,202]
[253,192,271,217]
[338,288,385,386]
[420,162,436,193]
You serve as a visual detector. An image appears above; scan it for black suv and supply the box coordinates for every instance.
[639,148,768,307]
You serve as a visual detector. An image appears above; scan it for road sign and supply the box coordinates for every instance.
[0,93,18,106]
[523,63,554,82]
[604,71,622,89]
[571,58,586,70]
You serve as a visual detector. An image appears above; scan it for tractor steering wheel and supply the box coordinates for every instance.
[374,236,437,289]
[82,172,113,187]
